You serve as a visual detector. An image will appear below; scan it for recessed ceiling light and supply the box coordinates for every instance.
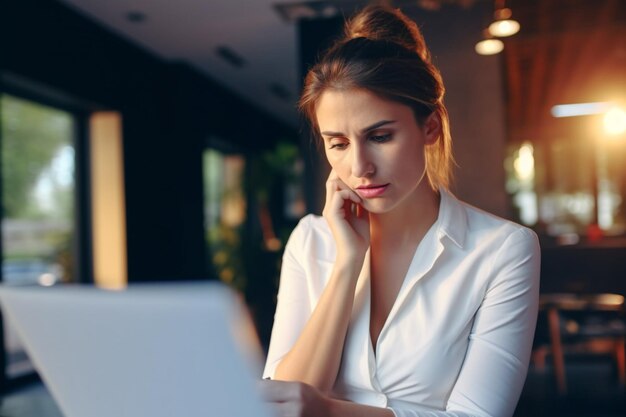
[274,1,342,23]
[269,83,292,101]
[126,11,146,23]
[215,46,246,68]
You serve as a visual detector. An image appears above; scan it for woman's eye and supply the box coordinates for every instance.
[329,141,348,150]
[369,133,391,143]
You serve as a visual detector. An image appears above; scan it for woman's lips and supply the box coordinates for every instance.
[355,184,389,198]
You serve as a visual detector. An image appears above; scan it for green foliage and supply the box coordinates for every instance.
[204,141,302,294]
[251,141,301,203]
[1,94,74,219]
[207,223,247,291]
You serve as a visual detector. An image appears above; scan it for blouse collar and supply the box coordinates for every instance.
[437,188,468,249]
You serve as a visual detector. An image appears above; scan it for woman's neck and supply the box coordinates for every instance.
[369,184,440,249]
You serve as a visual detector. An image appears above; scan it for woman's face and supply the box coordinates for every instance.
[316,88,439,214]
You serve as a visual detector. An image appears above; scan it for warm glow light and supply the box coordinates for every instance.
[38,273,57,287]
[90,112,127,290]
[603,106,626,136]
[514,143,534,181]
[475,39,504,55]
[551,102,610,118]
[265,237,282,252]
[488,19,520,37]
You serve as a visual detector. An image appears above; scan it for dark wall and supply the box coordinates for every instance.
[0,0,295,281]
[541,245,626,294]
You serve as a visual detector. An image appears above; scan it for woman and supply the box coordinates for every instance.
[260,5,540,417]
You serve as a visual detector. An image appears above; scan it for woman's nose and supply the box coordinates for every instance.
[351,145,375,178]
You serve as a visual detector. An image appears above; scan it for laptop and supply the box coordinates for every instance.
[0,282,276,417]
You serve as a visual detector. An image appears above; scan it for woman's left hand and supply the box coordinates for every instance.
[259,379,331,417]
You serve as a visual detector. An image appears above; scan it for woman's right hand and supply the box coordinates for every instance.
[323,170,370,263]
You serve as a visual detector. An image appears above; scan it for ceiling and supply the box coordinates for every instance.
[58,0,303,127]
[56,0,482,129]
[56,0,624,132]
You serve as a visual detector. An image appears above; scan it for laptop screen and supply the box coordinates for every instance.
[0,282,275,417]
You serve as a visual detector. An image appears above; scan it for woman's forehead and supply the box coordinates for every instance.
[315,89,413,130]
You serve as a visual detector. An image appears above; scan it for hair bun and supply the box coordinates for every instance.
[344,5,431,63]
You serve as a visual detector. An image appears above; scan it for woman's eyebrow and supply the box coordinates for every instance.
[320,120,396,137]
[320,129,344,137]
[361,120,396,134]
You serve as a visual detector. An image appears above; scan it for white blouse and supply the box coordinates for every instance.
[263,190,540,417]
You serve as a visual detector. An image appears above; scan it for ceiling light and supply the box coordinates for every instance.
[274,1,340,23]
[475,28,504,56]
[417,0,441,11]
[488,7,520,37]
[475,38,504,55]
[476,1,517,56]
[320,5,339,18]
[551,102,610,118]
[603,106,626,136]
[275,4,317,22]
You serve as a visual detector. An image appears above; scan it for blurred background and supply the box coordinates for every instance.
[0,0,624,416]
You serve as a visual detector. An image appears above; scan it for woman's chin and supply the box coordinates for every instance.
[360,199,394,214]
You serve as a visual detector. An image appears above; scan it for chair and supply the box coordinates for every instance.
[532,293,626,395]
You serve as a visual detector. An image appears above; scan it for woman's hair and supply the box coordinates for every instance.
[299,4,453,190]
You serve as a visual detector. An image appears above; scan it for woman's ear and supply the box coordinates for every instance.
[423,112,441,145]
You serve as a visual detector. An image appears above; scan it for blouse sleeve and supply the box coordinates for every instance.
[389,227,541,417]
[262,216,314,379]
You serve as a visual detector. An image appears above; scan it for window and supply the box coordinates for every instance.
[203,147,247,290]
[0,93,78,378]
[506,131,626,242]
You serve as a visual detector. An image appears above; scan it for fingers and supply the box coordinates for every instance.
[258,379,285,402]
[258,379,302,403]
[337,189,361,204]
[323,172,370,259]
[325,170,351,196]
[356,202,368,218]
[272,401,301,417]
[259,381,294,417]
[328,190,361,221]
[259,380,320,417]
[325,176,362,215]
